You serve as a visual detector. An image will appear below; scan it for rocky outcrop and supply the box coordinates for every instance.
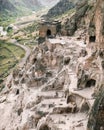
[74,0,104,129]
[12,41,71,89]
[62,0,89,36]
[86,0,104,129]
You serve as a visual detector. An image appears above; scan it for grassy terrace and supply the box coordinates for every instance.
[14,22,39,49]
[0,40,25,83]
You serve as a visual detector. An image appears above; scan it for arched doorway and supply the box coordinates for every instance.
[47,29,51,37]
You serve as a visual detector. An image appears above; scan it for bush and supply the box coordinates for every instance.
[20,54,25,58]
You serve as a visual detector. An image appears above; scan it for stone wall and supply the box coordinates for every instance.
[39,24,57,38]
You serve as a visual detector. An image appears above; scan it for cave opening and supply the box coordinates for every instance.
[89,36,96,42]
[47,29,51,37]
[85,79,96,88]
[39,124,49,130]
[64,57,70,65]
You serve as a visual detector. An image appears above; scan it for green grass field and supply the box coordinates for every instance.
[0,40,25,83]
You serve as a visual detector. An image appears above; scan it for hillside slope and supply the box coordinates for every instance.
[45,0,79,18]
[0,0,60,26]
[0,0,42,15]
[0,0,15,12]
[0,0,60,17]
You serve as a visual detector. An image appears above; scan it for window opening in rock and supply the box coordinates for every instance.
[85,79,96,88]
[33,58,37,63]
[17,108,23,116]
[64,57,70,65]
[89,36,96,42]
[47,29,51,37]
[16,89,19,95]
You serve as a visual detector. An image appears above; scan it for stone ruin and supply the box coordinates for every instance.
[0,34,94,130]
[38,20,61,43]
[0,0,104,130]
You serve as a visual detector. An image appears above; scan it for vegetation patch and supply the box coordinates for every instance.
[0,40,25,84]
[14,22,39,48]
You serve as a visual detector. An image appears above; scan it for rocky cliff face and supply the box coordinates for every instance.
[73,0,104,129]
[62,0,90,36]
[45,0,76,18]
[86,0,104,129]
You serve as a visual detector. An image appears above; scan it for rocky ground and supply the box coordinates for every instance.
[0,29,96,130]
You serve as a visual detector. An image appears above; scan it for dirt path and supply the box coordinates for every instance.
[14,42,31,68]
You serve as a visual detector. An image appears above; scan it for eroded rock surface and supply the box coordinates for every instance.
[0,35,93,130]
[0,0,104,130]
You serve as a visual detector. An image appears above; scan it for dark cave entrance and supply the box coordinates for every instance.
[16,89,19,95]
[47,29,51,37]
[89,36,96,42]
[39,124,50,130]
[85,79,96,88]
